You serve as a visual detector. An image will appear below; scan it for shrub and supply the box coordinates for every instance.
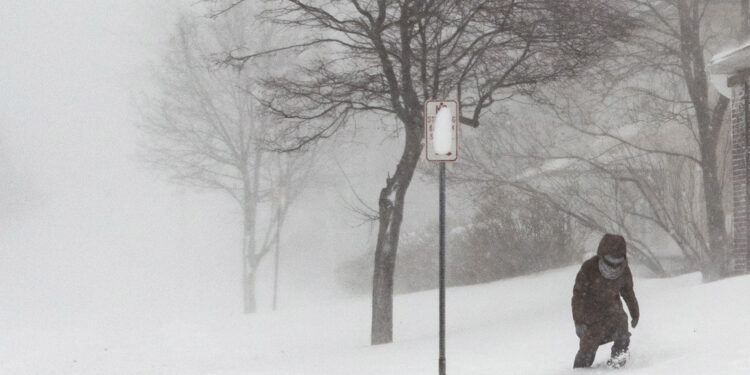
[337,189,584,294]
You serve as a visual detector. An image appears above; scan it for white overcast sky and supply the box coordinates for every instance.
[0,0,259,328]
[0,1,446,342]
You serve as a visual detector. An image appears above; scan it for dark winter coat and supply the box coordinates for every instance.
[571,235,639,327]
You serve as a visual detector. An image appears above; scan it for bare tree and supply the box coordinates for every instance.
[138,16,312,313]
[646,0,731,280]
[451,116,667,273]
[564,0,738,279]
[457,0,742,280]
[214,0,634,344]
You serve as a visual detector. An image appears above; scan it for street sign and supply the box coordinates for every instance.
[424,99,458,375]
[425,99,459,162]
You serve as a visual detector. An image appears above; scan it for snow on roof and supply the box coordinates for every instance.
[513,157,578,181]
[712,40,750,62]
[709,39,750,74]
[611,123,641,139]
[512,120,695,183]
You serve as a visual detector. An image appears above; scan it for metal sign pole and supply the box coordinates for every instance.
[424,98,456,375]
[439,161,446,375]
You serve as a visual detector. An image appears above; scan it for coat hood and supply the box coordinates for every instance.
[597,233,626,258]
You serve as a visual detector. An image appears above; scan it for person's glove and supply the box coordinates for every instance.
[631,316,639,329]
[575,324,587,338]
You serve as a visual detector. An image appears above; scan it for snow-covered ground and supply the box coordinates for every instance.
[4,266,749,374]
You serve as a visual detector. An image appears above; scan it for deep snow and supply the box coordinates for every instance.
[3,266,749,374]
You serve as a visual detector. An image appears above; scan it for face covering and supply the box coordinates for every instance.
[599,256,625,280]
[604,254,625,264]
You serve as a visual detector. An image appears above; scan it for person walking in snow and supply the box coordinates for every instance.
[571,233,639,368]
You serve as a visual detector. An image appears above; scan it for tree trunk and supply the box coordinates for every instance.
[742,0,749,36]
[243,267,258,313]
[700,165,727,281]
[243,225,258,313]
[371,123,423,345]
[696,96,730,281]
[241,150,262,314]
[699,104,729,281]
[242,186,259,313]
[676,1,730,281]
[272,202,283,311]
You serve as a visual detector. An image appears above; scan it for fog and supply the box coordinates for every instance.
[0,0,443,323]
[2,1,748,373]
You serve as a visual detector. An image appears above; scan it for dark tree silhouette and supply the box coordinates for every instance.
[215,0,634,344]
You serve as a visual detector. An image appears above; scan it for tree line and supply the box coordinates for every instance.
[139,0,748,346]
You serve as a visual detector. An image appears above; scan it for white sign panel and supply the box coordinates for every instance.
[424,99,459,162]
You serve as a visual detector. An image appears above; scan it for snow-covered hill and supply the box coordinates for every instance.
[5,266,750,374]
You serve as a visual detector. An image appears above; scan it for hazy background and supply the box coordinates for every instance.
[0,0,446,347]
[3,1,748,373]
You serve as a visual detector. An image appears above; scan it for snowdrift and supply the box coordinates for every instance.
[5,266,750,374]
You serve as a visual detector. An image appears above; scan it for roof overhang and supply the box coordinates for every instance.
[708,42,750,97]
[709,42,750,75]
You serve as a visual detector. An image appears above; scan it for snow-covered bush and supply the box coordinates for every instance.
[338,189,584,294]
[445,189,584,287]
